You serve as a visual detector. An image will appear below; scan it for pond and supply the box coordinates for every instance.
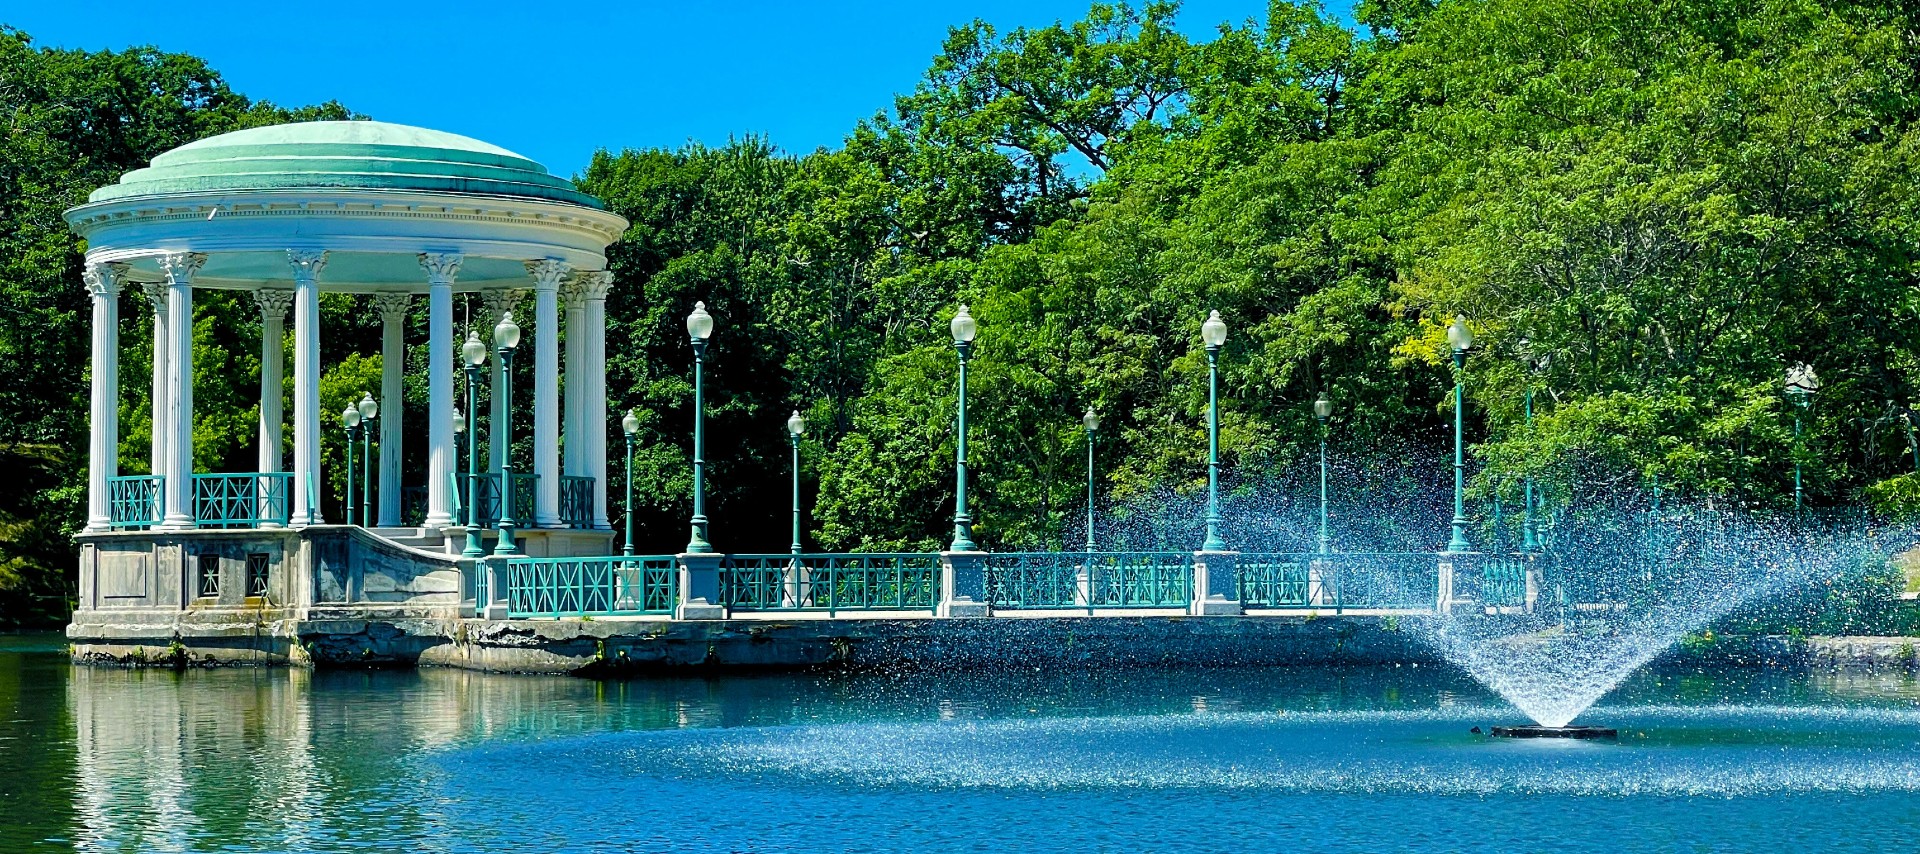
[6,633,1920,852]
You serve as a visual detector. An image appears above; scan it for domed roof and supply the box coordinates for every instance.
[88,120,603,209]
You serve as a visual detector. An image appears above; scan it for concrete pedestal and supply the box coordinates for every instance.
[940,551,990,617]
[677,553,727,620]
[1191,550,1242,616]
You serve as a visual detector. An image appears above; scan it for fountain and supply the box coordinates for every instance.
[1396,507,1878,733]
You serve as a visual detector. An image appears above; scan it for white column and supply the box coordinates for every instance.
[421,254,461,530]
[371,293,411,527]
[579,271,614,530]
[562,279,587,479]
[289,250,326,526]
[159,253,205,530]
[82,263,124,532]
[254,289,293,475]
[526,259,570,528]
[139,282,169,483]
[481,288,522,472]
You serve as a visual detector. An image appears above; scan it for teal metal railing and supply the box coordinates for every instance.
[504,555,679,617]
[1480,555,1529,608]
[472,472,538,528]
[193,473,292,528]
[108,475,164,528]
[720,553,940,615]
[409,474,542,529]
[985,552,1192,611]
[1236,556,1313,608]
[1238,552,1443,611]
[559,475,594,528]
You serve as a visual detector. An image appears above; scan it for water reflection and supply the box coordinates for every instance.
[8,633,1920,853]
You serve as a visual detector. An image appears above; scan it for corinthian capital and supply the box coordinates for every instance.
[419,252,462,285]
[524,258,572,291]
[253,288,295,322]
[158,252,207,285]
[572,270,613,302]
[139,281,167,312]
[480,288,524,326]
[82,262,128,298]
[286,249,328,282]
[370,292,412,324]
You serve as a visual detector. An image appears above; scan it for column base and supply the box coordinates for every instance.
[160,514,196,532]
[1191,594,1242,616]
[676,598,727,620]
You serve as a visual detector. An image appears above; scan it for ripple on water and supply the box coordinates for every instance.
[442,703,1920,799]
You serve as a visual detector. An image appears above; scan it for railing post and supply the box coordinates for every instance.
[1523,553,1543,614]
[1190,550,1241,615]
[676,552,726,619]
[1307,556,1332,609]
[939,550,989,617]
[1435,555,1456,615]
[478,555,509,619]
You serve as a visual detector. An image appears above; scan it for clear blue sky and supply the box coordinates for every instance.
[7,1,1353,178]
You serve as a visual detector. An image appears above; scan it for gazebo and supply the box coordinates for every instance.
[66,121,629,631]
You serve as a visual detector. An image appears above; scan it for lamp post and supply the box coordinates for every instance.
[341,404,361,526]
[1083,407,1100,553]
[1516,337,1544,552]
[461,331,487,557]
[685,302,715,553]
[357,392,377,525]
[1446,315,1474,554]
[1786,362,1821,511]
[1314,392,1333,555]
[788,409,806,555]
[1201,310,1228,552]
[622,409,639,556]
[950,305,979,552]
[493,312,522,555]
[1905,403,1920,473]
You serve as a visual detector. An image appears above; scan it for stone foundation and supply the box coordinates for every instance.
[70,614,1444,674]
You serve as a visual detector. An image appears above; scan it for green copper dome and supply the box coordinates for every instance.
[88,120,603,209]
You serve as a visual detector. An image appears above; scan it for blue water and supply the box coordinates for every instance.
[7,633,1920,852]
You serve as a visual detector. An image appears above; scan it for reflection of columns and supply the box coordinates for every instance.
[139,282,169,484]
[526,259,570,528]
[421,254,461,530]
[371,293,411,527]
[579,271,614,529]
[480,288,522,472]
[562,278,587,480]
[82,263,124,532]
[159,253,205,530]
[254,288,293,529]
[288,251,326,526]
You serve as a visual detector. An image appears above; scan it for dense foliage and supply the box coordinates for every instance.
[9,0,1920,624]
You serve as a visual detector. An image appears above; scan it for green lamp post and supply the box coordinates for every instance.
[357,392,377,524]
[1201,310,1228,552]
[1446,315,1474,554]
[460,330,487,557]
[341,404,361,526]
[1314,391,1333,555]
[788,409,806,555]
[622,408,640,557]
[950,305,979,552]
[492,312,522,556]
[685,302,715,554]
[1786,362,1820,511]
[1517,337,1548,552]
[1083,407,1099,553]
